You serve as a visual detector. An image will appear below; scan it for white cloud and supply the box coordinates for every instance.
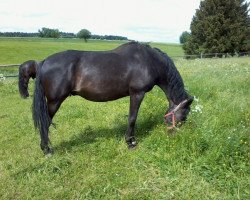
[0,0,201,43]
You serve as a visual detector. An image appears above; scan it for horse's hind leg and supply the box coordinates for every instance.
[126,92,145,149]
[41,99,65,155]
[48,99,64,122]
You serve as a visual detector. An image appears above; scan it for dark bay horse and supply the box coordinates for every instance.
[19,60,43,98]
[32,42,193,155]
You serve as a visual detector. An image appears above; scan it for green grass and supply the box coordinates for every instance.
[0,37,124,64]
[0,37,183,64]
[0,38,249,199]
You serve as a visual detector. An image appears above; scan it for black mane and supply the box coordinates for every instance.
[153,47,189,104]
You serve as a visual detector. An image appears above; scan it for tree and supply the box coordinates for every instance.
[50,29,60,39]
[77,29,91,42]
[38,28,60,38]
[179,31,191,44]
[184,0,250,54]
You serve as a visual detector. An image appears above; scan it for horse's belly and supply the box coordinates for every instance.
[73,86,129,102]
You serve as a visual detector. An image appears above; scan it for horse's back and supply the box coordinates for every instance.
[40,44,159,102]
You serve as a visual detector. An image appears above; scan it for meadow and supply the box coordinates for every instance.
[0,38,249,199]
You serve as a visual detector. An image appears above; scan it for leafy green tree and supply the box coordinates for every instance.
[180,31,191,44]
[50,29,60,39]
[184,0,250,54]
[38,28,60,38]
[77,29,91,42]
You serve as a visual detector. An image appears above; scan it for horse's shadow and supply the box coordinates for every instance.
[12,113,163,179]
[54,113,163,154]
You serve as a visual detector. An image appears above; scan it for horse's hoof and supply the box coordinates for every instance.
[128,141,137,150]
[43,147,54,156]
[45,152,53,158]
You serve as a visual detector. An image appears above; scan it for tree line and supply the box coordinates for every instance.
[0,28,128,41]
[0,32,39,37]
[180,0,249,55]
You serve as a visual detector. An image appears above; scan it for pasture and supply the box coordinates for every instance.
[0,38,249,199]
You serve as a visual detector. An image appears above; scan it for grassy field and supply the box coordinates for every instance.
[0,37,183,77]
[0,38,249,199]
[0,37,183,64]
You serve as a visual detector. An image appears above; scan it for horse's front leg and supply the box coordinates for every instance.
[126,92,145,149]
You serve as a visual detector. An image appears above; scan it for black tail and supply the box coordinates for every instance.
[18,64,29,98]
[32,66,51,147]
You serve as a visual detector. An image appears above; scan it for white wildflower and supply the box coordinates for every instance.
[193,104,203,113]
[191,96,203,114]
[0,74,6,82]
[194,96,199,102]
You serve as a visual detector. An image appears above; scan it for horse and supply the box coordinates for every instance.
[32,42,193,155]
[18,60,42,98]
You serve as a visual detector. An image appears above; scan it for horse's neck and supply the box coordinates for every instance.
[152,48,188,105]
[158,69,188,106]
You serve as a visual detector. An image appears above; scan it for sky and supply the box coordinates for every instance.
[1,0,203,43]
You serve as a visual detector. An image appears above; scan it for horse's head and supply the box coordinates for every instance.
[165,96,193,129]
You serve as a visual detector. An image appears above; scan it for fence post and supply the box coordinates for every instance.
[200,53,203,59]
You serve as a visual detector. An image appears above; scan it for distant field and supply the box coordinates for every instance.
[0,38,249,199]
[0,37,183,64]
[0,37,183,77]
